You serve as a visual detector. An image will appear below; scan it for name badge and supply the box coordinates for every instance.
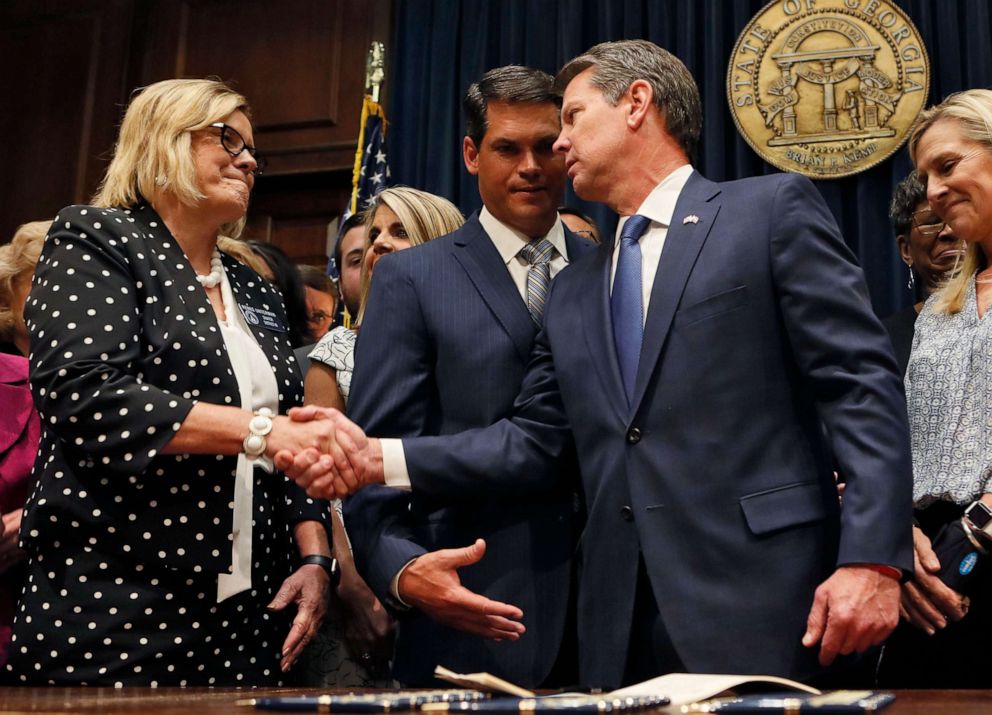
[238,302,289,333]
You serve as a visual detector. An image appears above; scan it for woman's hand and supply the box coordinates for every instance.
[899,525,969,634]
[0,508,27,576]
[268,564,330,672]
[337,564,395,676]
[265,411,340,460]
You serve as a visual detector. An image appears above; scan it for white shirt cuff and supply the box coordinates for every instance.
[390,558,417,607]
[380,438,412,490]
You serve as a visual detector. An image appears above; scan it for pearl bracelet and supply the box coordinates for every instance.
[243,407,274,460]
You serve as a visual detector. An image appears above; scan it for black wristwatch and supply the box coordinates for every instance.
[300,554,340,588]
[963,501,992,546]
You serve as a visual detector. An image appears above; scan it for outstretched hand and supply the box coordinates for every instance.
[399,539,526,641]
[802,565,900,666]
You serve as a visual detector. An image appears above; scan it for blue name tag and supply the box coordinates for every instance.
[238,303,289,332]
[960,551,978,576]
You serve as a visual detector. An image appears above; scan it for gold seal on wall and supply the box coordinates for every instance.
[727,0,930,179]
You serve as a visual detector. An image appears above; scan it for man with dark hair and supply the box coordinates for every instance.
[334,212,367,323]
[284,41,913,689]
[338,65,594,687]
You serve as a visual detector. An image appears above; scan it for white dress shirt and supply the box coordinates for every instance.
[611,164,694,323]
[479,206,570,296]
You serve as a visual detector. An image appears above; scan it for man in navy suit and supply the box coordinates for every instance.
[336,66,594,687]
[284,42,912,688]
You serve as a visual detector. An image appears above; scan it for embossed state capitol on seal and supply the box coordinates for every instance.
[727,0,930,178]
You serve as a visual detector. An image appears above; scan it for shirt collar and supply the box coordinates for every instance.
[479,207,568,266]
[616,164,695,237]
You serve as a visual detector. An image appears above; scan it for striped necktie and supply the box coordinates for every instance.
[519,238,556,326]
[612,214,652,404]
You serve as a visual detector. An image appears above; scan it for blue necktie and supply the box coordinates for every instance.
[611,214,652,404]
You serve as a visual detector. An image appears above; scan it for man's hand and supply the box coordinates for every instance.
[399,539,526,641]
[273,406,381,499]
[268,564,331,672]
[802,564,900,666]
[900,526,969,633]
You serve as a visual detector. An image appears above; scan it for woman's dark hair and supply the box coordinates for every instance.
[889,172,926,238]
[247,240,313,347]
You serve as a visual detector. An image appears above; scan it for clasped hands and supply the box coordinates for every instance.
[273,405,382,499]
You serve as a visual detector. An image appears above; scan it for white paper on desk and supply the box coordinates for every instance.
[610,673,821,707]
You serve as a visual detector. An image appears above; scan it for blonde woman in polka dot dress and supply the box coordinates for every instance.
[5,79,335,686]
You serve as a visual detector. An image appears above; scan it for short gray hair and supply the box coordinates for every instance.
[555,40,701,162]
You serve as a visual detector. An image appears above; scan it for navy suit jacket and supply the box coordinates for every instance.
[344,214,594,686]
[400,173,914,688]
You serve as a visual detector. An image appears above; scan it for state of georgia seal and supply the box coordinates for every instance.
[727,0,930,179]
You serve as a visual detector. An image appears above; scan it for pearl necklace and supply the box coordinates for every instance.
[195,249,224,289]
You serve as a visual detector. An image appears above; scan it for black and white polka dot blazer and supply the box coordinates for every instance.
[19,202,328,574]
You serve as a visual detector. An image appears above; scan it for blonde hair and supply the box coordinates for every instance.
[0,220,49,342]
[92,78,252,238]
[356,187,464,324]
[908,89,992,314]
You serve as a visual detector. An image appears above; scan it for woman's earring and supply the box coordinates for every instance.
[907,267,915,291]
[155,175,167,187]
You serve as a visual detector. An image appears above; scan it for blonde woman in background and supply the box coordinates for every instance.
[880,88,992,687]
[0,221,46,357]
[306,187,464,410]
[302,186,463,687]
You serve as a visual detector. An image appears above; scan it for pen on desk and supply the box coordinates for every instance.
[244,691,491,712]
[421,696,670,713]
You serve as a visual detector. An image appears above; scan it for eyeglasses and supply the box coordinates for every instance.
[912,208,946,236]
[209,123,267,175]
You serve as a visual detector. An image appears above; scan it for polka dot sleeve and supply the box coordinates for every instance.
[25,207,196,475]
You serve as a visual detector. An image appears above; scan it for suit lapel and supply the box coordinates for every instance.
[451,215,536,363]
[630,175,722,415]
[581,243,629,424]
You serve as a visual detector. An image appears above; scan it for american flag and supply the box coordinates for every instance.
[350,95,391,215]
[328,96,390,279]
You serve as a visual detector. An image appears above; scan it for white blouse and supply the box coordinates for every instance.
[906,277,992,506]
[214,262,279,602]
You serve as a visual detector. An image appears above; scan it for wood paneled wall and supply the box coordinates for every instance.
[0,0,390,266]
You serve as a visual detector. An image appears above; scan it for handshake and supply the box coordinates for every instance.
[273,406,385,499]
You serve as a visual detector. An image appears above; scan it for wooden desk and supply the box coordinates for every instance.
[0,689,989,715]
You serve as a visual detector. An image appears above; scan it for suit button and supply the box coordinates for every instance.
[620,506,634,521]
[627,428,641,444]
